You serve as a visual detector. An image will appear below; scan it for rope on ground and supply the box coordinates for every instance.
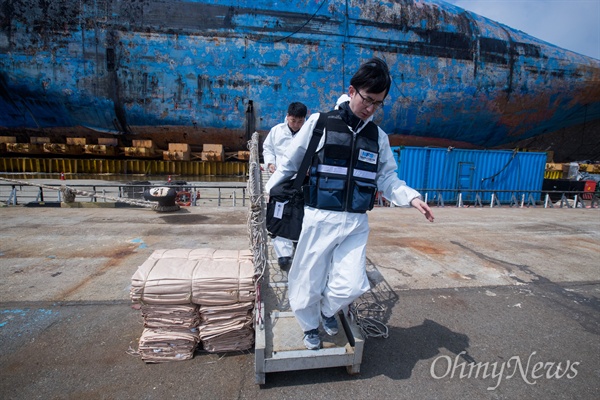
[0,177,156,208]
[349,301,389,339]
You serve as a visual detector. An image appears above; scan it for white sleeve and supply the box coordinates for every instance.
[265,113,322,193]
[375,128,422,207]
[262,128,277,167]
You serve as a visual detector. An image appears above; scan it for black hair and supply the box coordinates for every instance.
[287,102,308,118]
[350,57,391,98]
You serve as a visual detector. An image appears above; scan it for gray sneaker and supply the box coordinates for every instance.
[322,313,339,336]
[303,329,321,350]
[278,256,292,272]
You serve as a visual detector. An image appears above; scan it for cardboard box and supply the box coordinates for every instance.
[201,144,224,161]
[84,144,118,156]
[203,144,223,153]
[237,150,250,160]
[200,151,224,161]
[43,143,64,153]
[545,163,563,171]
[132,139,154,148]
[168,143,190,152]
[0,136,17,144]
[124,147,157,157]
[98,138,118,146]
[163,150,191,161]
[66,137,87,145]
[6,143,44,154]
[586,164,600,173]
[30,137,51,144]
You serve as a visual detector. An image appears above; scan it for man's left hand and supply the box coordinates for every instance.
[411,198,435,222]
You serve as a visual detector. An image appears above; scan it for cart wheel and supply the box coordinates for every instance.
[346,364,361,375]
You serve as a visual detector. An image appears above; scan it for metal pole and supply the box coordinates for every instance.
[9,185,17,205]
[520,194,525,208]
[36,187,44,202]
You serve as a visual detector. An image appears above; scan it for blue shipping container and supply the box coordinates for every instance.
[391,146,548,204]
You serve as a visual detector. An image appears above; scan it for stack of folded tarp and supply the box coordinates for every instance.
[141,304,200,329]
[135,303,201,363]
[137,326,200,363]
[192,250,255,305]
[198,302,255,352]
[130,248,256,362]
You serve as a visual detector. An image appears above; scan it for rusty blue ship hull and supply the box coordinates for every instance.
[0,0,599,160]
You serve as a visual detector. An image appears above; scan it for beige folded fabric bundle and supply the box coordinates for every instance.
[131,248,256,359]
[198,303,254,352]
[138,327,200,363]
[130,249,255,305]
[141,304,200,329]
[202,328,255,353]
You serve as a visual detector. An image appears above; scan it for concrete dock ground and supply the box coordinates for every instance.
[0,203,598,399]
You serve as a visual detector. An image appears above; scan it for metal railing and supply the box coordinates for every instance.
[0,182,248,207]
[412,189,599,209]
[2,180,598,209]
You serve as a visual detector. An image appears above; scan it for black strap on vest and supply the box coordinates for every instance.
[292,112,329,190]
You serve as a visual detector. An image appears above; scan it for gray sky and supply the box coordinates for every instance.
[446,0,600,60]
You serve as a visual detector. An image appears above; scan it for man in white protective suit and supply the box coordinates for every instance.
[262,102,308,271]
[265,58,435,350]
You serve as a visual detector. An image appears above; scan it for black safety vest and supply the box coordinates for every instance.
[303,113,380,213]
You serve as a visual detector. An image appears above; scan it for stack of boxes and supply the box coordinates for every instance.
[84,138,119,156]
[123,139,157,158]
[42,137,85,155]
[201,144,224,161]
[163,143,191,161]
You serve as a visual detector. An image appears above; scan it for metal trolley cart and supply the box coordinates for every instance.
[254,261,365,384]
[246,137,365,384]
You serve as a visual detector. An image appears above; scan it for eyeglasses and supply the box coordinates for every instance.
[356,91,384,109]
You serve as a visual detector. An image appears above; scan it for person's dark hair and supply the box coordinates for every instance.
[350,57,391,98]
[287,102,308,118]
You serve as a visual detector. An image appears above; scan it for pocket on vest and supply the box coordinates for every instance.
[316,177,345,210]
[350,180,377,212]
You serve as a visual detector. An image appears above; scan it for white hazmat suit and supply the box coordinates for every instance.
[263,121,299,260]
[265,110,423,332]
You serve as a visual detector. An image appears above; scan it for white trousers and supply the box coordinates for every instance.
[272,236,294,258]
[288,207,371,332]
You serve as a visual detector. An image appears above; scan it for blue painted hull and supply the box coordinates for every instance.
[0,0,599,155]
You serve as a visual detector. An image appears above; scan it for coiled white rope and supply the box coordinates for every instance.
[349,301,390,339]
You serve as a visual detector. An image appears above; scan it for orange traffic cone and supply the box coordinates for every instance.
[168,175,172,183]
[60,172,65,180]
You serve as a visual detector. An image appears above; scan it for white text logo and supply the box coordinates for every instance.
[430,351,580,390]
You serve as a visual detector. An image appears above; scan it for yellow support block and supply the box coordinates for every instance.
[544,171,562,180]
